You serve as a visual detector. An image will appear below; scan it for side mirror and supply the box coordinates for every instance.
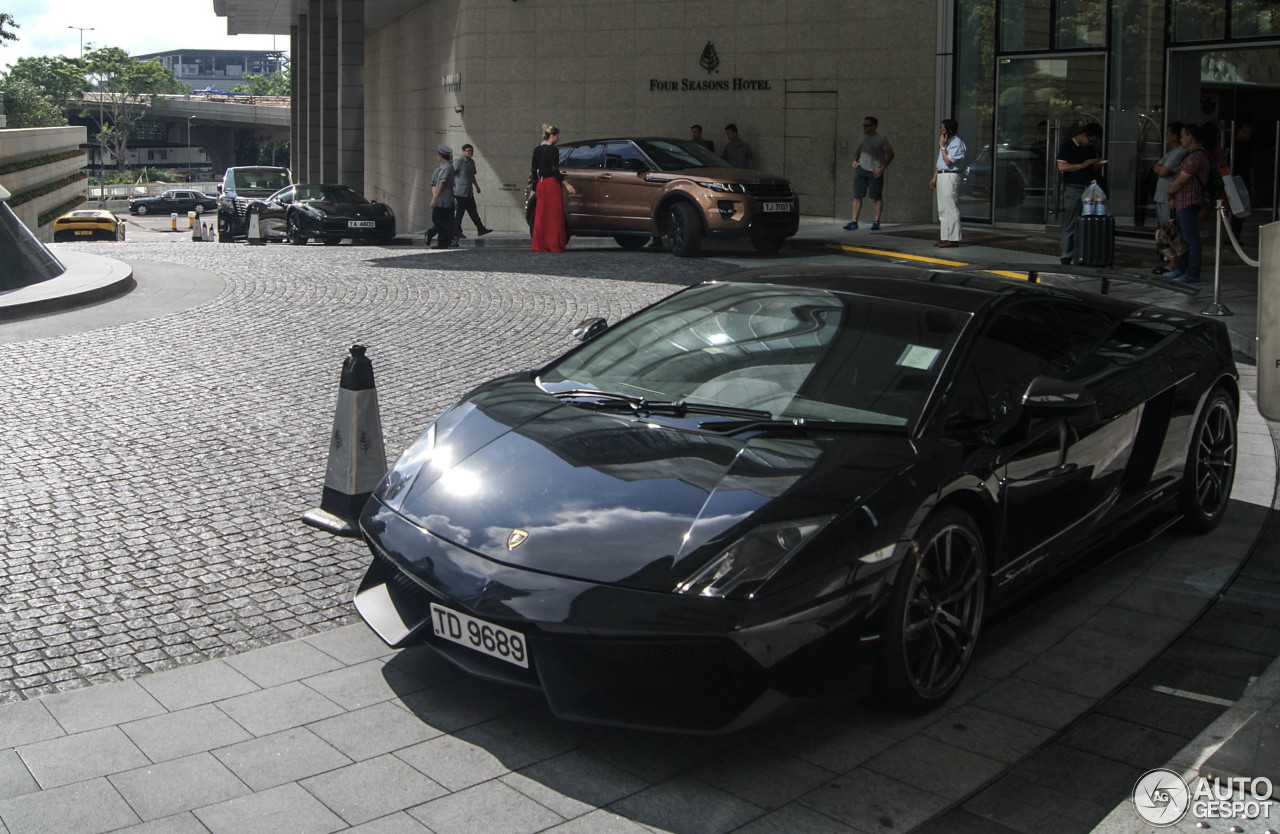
[1021,375,1096,418]
[572,317,609,341]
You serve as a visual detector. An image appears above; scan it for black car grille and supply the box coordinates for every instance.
[744,182,794,199]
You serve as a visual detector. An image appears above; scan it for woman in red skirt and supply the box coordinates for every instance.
[530,124,568,252]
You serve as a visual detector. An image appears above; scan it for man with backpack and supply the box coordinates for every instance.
[1164,123,1212,283]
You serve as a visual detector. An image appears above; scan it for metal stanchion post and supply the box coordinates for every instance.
[1200,199,1233,317]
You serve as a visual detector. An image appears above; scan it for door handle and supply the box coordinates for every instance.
[599,173,612,180]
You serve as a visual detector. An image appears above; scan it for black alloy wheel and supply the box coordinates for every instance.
[881,508,986,709]
[666,203,702,257]
[287,214,308,245]
[1178,387,1237,532]
[135,204,149,215]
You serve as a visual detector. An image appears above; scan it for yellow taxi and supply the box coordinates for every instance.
[52,209,125,242]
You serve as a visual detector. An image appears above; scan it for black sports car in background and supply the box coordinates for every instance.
[245,184,396,245]
[355,266,1238,732]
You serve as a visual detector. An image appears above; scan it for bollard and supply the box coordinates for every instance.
[187,210,196,229]
[1257,222,1280,420]
[301,345,388,536]
[170,212,178,232]
[247,209,264,245]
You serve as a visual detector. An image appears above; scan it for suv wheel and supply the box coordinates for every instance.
[614,235,647,251]
[666,203,702,258]
[135,204,149,216]
[751,236,785,254]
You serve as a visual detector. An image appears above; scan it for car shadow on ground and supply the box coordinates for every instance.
[372,498,1266,833]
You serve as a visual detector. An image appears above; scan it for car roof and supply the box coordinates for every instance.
[560,137,692,147]
[705,265,1141,317]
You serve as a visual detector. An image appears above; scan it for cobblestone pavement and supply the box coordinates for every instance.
[0,240,738,702]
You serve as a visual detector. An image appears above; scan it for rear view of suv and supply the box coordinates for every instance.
[217,166,293,241]
[524,138,798,257]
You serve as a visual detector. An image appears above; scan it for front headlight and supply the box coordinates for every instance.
[376,424,436,512]
[676,516,834,600]
[696,181,747,194]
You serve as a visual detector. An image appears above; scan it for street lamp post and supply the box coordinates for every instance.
[187,116,195,180]
[68,26,99,201]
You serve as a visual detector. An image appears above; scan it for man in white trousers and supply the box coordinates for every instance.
[930,118,966,247]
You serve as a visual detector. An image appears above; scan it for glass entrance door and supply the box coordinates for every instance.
[992,55,1105,226]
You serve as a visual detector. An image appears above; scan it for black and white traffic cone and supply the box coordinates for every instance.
[247,209,264,245]
[192,218,201,241]
[301,344,388,536]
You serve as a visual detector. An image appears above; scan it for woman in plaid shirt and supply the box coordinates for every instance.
[1164,123,1210,283]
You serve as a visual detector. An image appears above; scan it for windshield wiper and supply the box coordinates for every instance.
[551,390,771,420]
[698,417,880,435]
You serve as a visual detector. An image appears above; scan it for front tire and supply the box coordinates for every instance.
[135,204,149,216]
[880,507,986,710]
[666,203,702,257]
[1178,387,1236,532]
[287,214,308,245]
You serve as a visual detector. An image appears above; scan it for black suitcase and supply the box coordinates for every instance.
[1074,214,1115,267]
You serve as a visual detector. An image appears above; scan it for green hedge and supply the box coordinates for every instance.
[0,150,86,177]
[8,172,88,209]
[39,195,89,226]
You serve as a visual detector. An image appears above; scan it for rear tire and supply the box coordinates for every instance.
[879,507,986,711]
[195,204,205,215]
[1177,387,1236,532]
[666,203,702,258]
[614,235,646,251]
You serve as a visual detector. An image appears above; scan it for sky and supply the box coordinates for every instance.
[0,1,285,70]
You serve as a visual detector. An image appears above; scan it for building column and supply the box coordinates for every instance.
[307,1,322,182]
[320,0,339,183]
[337,0,365,195]
[291,23,303,178]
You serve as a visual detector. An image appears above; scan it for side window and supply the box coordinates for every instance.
[944,299,1116,429]
[562,144,602,169]
[604,142,649,171]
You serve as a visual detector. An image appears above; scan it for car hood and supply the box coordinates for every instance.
[385,378,918,592]
[298,201,388,216]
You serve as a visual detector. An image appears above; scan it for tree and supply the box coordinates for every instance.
[232,69,289,97]
[0,78,67,127]
[0,55,83,128]
[81,47,186,172]
[0,13,18,46]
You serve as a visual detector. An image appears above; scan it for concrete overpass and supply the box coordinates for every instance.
[72,93,290,174]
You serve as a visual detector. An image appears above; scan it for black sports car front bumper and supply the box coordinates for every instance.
[355,497,878,732]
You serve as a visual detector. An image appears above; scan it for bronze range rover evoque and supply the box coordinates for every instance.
[523,137,800,257]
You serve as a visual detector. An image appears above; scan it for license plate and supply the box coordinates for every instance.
[348,220,376,228]
[74,230,93,235]
[763,202,791,213]
[430,603,528,668]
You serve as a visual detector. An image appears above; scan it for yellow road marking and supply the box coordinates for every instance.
[823,242,1032,281]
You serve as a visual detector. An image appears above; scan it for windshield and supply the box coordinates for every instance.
[231,170,292,192]
[297,185,367,203]
[540,283,969,429]
[635,139,732,171]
